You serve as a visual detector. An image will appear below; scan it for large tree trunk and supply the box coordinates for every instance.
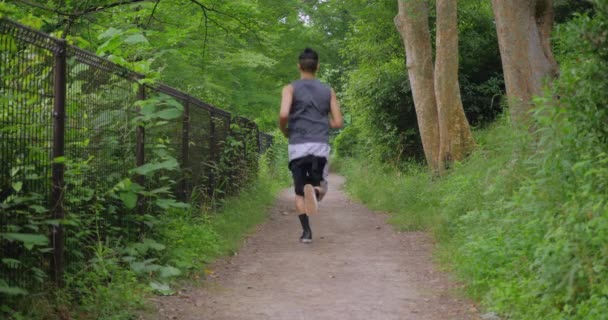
[492,0,559,123]
[435,0,475,170]
[394,0,440,172]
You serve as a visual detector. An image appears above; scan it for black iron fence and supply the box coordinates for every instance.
[0,18,273,292]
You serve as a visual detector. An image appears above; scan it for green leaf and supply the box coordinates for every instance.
[139,103,156,116]
[98,27,122,40]
[130,261,147,274]
[120,192,138,209]
[1,258,21,269]
[97,36,123,55]
[159,266,181,279]
[150,187,171,194]
[0,279,28,296]
[124,33,149,45]
[131,159,179,176]
[165,98,184,111]
[152,120,169,127]
[108,54,128,66]
[156,199,190,210]
[122,256,137,263]
[156,108,182,120]
[143,238,166,251]
[11,181,22,192]
[41,219,61,226]
[53,156,66,164]
[0,233,48,250]
[149,281,175,296]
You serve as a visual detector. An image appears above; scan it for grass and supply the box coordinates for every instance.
[336,105,608,319]
[335,116,528,236]
[7,152,290,320]
[334,116,534,308]
[160,160,289,275]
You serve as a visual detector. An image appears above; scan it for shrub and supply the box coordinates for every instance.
[337,4,608,318]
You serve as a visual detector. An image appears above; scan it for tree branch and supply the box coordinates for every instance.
[62,17,74,39]
[16,0,151,17]
[14,0,70,16]
[147,0,162,27]
[197,3,209,59]
[74,0,150,16]
[206,15,232,35]
[189,0,261,44]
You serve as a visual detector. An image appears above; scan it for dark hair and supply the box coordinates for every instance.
[298,48,319,73]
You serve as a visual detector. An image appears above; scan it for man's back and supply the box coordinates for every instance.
[288,79,331,145]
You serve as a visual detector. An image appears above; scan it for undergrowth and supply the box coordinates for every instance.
[160,152,289,277]
[5,136,289,320]
[335,4,608,319]
[337,111,606,319]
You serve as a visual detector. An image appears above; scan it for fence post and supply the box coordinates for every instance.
[269,135,274,152]
[180,98,190,202]
[256,126,261,153]
[208,113,216,195]
[227,116,234,193]
[51,39,67,286]
[242,121,247,160]
[136,84,145,214]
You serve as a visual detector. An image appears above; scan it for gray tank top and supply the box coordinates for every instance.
[288,79,331,145]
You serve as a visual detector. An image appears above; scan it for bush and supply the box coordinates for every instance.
[333,125,360,158]
[337,4,608,318]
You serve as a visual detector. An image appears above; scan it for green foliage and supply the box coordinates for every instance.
[554,0,595,23]
[5,0,343,131]
[2,143,286,319]
[457,0,504,125]
[333,1,417,163]
[63,242,148,320]
[342,57,420,163]
[332,125,359,158]
[213,122,259,197]
[332,0,503,163]
[337,3,608,318]
[498,5,608,317]
[158,146,288,288]
[336,116,528,232]
[1,41,276,319]
[3,1,286,318]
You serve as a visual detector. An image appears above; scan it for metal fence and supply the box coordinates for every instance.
[0,18,273,291]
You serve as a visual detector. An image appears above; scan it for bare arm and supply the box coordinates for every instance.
[279,85,293,138]
[329,89,343,129]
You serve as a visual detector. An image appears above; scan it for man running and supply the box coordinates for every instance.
[279,48,343,243]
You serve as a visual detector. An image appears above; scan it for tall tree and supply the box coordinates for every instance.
[435,0,475,170]
[491,0,559,122]
[394,0,441,172]
[395,0,474,173]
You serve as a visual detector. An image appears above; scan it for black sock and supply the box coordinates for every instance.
[298,213,310,232]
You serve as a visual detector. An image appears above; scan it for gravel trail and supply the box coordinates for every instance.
[147,174,480,320]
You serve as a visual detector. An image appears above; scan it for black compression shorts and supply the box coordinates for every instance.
[288,155,327,196]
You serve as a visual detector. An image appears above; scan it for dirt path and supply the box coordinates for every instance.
[147,174,480,320]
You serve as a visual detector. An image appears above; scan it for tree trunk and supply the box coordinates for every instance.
[491,0,558,123]
[394,0,440,173]
[435,0,475,171]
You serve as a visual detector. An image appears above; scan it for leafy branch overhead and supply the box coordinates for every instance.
[13,0,261,43]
